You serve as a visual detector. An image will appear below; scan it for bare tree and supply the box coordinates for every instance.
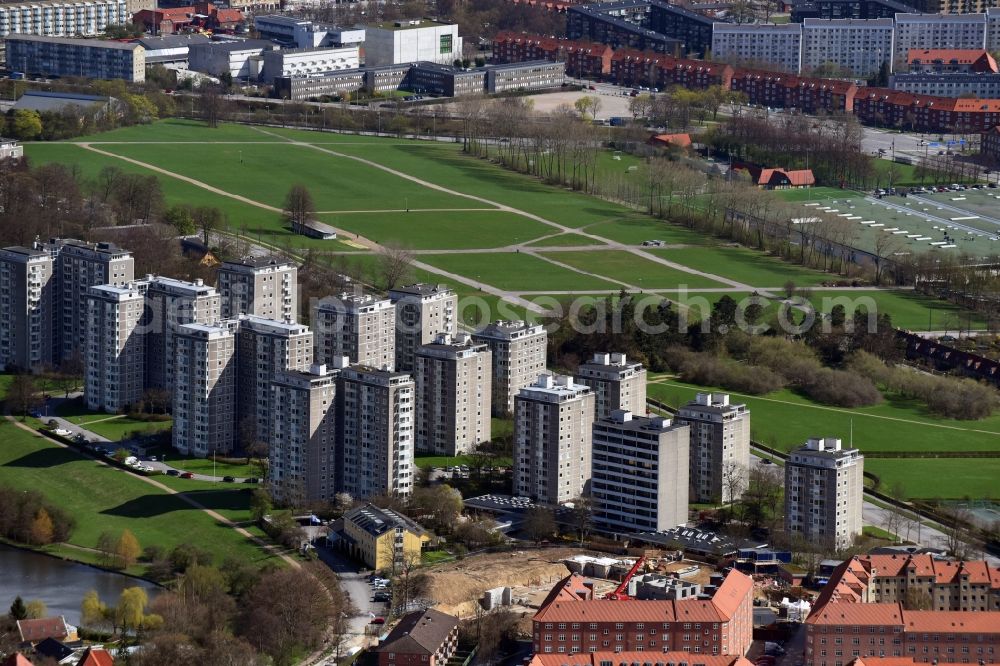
[283,184,315,229]
[7,374,41,420]
[871,232,902,285]
[375,243,414,291]
[197,85,225,129]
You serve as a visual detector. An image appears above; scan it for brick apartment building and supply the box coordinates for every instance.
[728,69,857,113]
[532,570,754,657]
[529,654,754,666]
[493,32,614,77]
[608,48,732,89]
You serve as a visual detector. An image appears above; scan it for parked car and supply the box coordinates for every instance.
[244,477,260,484]
[53,428,72,437]
[166,469,180,476]
[222,476,236,483]
[180,472,194,479]
[370,617,385,625]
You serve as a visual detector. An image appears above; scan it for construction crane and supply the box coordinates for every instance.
[604,556,645,600]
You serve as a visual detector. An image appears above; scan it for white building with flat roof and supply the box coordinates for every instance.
[472,320,547,417]
[0,0,128,38]
[801,18,894,77]
[260,45,360,81]
[363,19,462,66]
[677,392,750,505]
[574,352,647,421]
[84,282,147,413]
[711,22,802,73]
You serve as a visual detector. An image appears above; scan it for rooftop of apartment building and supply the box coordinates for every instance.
[236,313,310,334]
[177,321,235,338]
[806,601,1000,632]
[595,410,683,434]
[316,292,393,312]
[789,437,861,461]
[45,238,130,257]
[712,21,803,31]
[6,34,144,50]
[145,274,215,295]
[345,504,426,537]
[342,364,413,382]
[369,18,454,31]
[677,392,747,416]
[417,333,488,357]
[474,319,545,339]
[894,11,986,20]
[530,654,754,666]
[221,254,294,270]
[801,16,895,25]
[578,352,644,373]
[534,569,753,623]
[388,282,454,299]
[89,281,147,298]
[518,373,592,401]
[134,34,211,50]
[1,245,48,259]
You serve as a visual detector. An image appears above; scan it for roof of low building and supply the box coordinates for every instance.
[344,504,426,537]
[530,653,755,666]
[34,637,73,662]
[16,617,68,643]
[76,648,114,666]
[14,91,111,113]
[377,609,459,655]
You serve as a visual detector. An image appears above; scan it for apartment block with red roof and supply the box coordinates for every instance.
[906,49,999,73]
[492,33,612,77]
[529,652,755,666]
[532,570,754,658]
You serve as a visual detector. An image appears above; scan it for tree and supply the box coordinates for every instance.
[81,590,109,630]
[9,597,26,621]
[8,110,42,140]
[115,529,141,569]
[193,206,225,246]
[283,184,315,229]
[250,488,272,522]
[629,94,653,119]
[116,587,154,636]
[7,373,40,420]
[574,96,601,121]
[164,205,196,236]
[198,85,225,128]
[523,507,556,543]
[567,496,592,546]
[375,243,414,291]
[24,600,46,620]
[239,568,332,666]
[30,508,54,545]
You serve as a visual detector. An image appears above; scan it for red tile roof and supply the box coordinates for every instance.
[76,648,114,666]
[2,655,36,666]
[903,610,1000,634]
[650,133,692,148]
[530,653,755,666]
[907,49,998,72]
[807,602,905,626]
[16,617,68,643]
[534,570,752,624]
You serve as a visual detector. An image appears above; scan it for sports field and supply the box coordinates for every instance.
[25,119,981,333]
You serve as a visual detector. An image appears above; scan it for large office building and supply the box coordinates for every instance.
[313,293,396,370]
[591,410,689,535]
[254,14,365,49]
[173,322,238,457]
[801,18,894,77]
[892,13,987,69]
[84,283,147,414]
[513,374,595,504]
[785,437,864,550]
[677,392,751,504]
[414,333,491,456]
[0,0,129,39]
[269,363,339,504]
[0,246,55,372]
[711,23,803,73]
[388,283,456,373]
[260,45,360,82]
[144,276,220,392]
[6,35,145,82]
[363,19,462,67]
[217,255,297,322]
[187,39,276,79]
[472,320,547,416]
[337,365,415,499]
[574,352,646,420]
[235,315,313,445]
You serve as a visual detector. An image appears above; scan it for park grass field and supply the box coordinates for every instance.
[525,233,609,247]
[774,187,859,203]
[649,246,834,288]
[647,377,1000,455]
[581,216,710,246]
[540,250,727,289]
[418,252,621,292]
[0,420,278,569]
[864,458,1000,500]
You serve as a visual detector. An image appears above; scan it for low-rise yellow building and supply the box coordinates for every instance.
[339,504,429,571]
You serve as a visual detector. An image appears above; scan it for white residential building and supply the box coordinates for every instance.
[676,393,751,504]
[217,255,297,322]
[574,352,647,421]
[785,437,864,550]
[173,322,237,457]
[0,246,54,372]
[270,362,340,504]
[388,283,457,373]
[0,0,129,38]
[472,320,547,416]
[513,374,595,504]
[414,333,491,456]
[892,13,986,69]
[338,365,415,499]
[313,293,396,370]
[260,45,360,81]
[711,22,803,73]
[801,18,894,77]
[84,282,147,413]
[363,19,462,66]
[591,410,690,535]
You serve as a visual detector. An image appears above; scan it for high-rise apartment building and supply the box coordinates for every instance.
[338,365,415,499]
[0,246,54,372]
[235,315,313,445]
[173,322,237,457]
[801,18,894,77]
[677,392,751,504]
[893,13,987,69]
[84,282,147,413]
[42,239,134,365]
[270,362,340,504]
[414,333,491,456]
[785,437,864,550]
[388,283,457,372]
[217,255,298,322]
[711,22,803,73]
[313,293,395,370]
[591,410,689,534]
[6,35,146,82]
[574,352,647,420]
[144,276,220,392]
[513,374,595,504]
[472,320,547,416]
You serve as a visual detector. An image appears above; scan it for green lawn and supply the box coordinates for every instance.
[0,374,13,401]
[647,378,1000,454]
[53,401,172,442]
[649,246,833,288]
[164,455,256,479]
[804,290,987,332]
[773,187,859,203]
[413,454,512,469]
[582,216,710,246]
[0,420,278,569]
[316,210,551,250]
[864,458,1000,500]
[76,118,288,143]
[540,250,726,289]
[418,252,621,292]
